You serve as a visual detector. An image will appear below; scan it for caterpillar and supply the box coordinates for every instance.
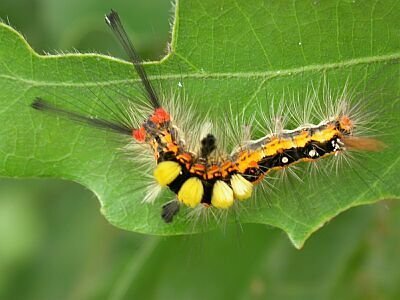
[31,10,384,224]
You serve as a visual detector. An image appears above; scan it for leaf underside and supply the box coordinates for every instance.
[0,0,399,248]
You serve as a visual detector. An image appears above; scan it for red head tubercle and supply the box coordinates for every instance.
[133,108,170,142]
[150,107,170,124]
[132,126,146,142]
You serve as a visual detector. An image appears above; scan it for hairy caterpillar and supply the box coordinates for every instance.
[30,10,384,225]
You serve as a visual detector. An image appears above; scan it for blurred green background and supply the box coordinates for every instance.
[1,0,399,299]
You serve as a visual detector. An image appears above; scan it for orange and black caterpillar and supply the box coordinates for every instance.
[31,10,383,224]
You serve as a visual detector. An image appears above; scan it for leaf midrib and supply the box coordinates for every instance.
[1,44,399,88]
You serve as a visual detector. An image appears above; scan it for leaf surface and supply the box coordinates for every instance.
[0,0,399,248]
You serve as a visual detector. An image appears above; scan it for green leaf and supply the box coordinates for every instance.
[0,0,399,248]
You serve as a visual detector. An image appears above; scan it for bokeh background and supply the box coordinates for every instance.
[0,0,399,299]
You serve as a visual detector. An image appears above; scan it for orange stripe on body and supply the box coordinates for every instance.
[310,125,338,143]
[234,127,342,174]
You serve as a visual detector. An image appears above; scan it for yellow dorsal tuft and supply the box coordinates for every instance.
[154,161,181,186]
[177,177,203,207]
[230,174,253,200]
[211,180,234,209]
